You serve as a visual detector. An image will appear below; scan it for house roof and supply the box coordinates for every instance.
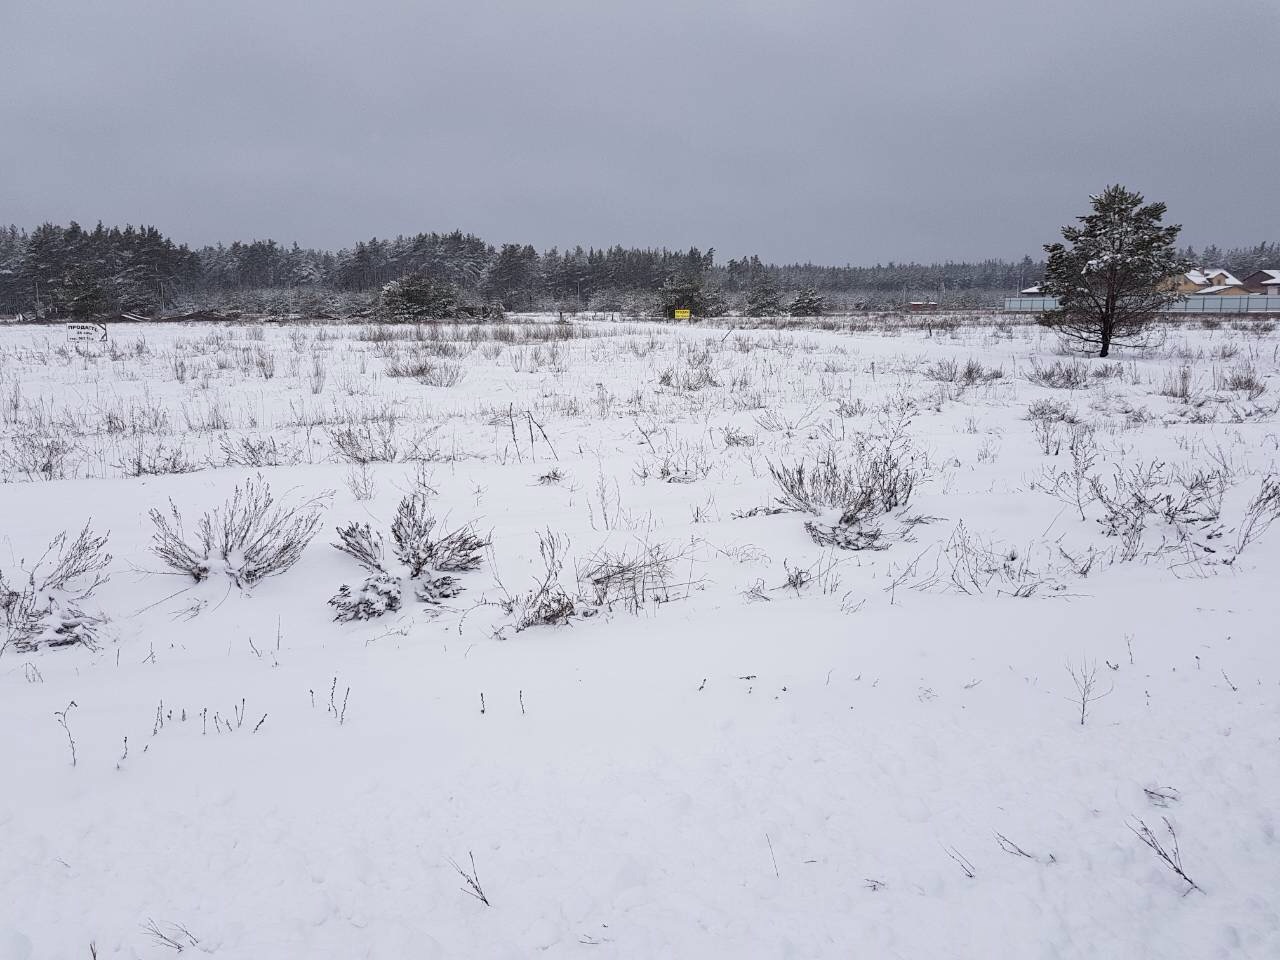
[1184,268,1243,287]
[1191,285,1240,295]
[1203,268,1243,285]
[1020,285,1042,295]
[1254,269,1280,286]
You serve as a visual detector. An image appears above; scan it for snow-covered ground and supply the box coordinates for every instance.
[2,315,1278,959]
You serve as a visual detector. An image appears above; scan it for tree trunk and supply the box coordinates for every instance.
[1099,314,1112,358]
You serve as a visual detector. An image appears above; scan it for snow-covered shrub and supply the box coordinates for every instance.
[770,405,919,550]
[1,524,111,655]
[333,521,385,573]
[149,475,326,588]
[1026,399,1078,423]
[769,438,916,524]
[328,494,487,622]
[768,453,869,516]
[390,494,487,577]
[329,575,402,623]
[804,522,887,551]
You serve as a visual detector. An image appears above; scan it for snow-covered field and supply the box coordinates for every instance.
[2,315,1279,959]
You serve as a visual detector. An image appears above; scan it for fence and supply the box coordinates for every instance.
[1003,296,1280,315]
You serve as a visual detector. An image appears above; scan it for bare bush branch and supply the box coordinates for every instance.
[1128,816,1202,894]
[149,475,326,588]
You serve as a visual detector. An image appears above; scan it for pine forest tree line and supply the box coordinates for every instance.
[1,221,1274,320]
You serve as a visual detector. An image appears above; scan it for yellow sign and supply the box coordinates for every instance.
[673,308,692,320]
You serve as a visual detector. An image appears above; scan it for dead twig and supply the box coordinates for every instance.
[449,851,491,906]
[1128,816,1202,894]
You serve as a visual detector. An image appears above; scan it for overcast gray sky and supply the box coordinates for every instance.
[3,0,1277,263]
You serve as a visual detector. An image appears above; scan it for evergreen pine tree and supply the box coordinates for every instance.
[788,288,825,317]
[1040,185,1187,357]
[744,278,783,316]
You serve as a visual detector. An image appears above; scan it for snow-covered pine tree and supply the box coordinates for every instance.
[379,271,459,321]
[788,288,825,317]
[744,279,783,317]
[1040,185,1187,357]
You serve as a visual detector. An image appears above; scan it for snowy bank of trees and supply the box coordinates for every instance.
[1,216,1272,320]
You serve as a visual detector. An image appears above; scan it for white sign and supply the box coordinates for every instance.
[67,322,108,343]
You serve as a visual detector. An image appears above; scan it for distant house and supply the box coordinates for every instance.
[1241,269,1280,294]
[1172,268,1245,295]
[1019,285,1042,295]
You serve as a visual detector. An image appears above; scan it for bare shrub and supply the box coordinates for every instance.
[1156,366,1194,402]
[1,434,78,481]
[1032,425,1098,520]
[386,355,467,386]
[754,404,821,433]
[1,524,111,655]
[149,475,326,588]
[923,358,959,382]
[498,529,576,631]
[635,439,714,484]
[768,453,866,515]
[345,462,376,501]
[924,357,1002,384]
[961,357,1003,383]
[658,347,719,390]
[1027,359,1091,389]
[253,347,276,379]
[770,407,918,550]
[1090,361,1127,381]
[770,431,917,523]
[1026,399,1078,423]
[1235,474,1280,555]
[576,539,690,612]
[913,523,1059,598]
[1215,362,1266,400]
[1089,462,1227,561]
[328,421,407,463]
[219,434,298,468]
[115,439,197,477]
[1032,419,1062,456]
[309,353,327,395]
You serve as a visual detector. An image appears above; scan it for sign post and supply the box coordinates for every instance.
[673,307,691,321]
[67,322,108,343]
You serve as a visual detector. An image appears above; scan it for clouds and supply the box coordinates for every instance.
[2,0,1276,261]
